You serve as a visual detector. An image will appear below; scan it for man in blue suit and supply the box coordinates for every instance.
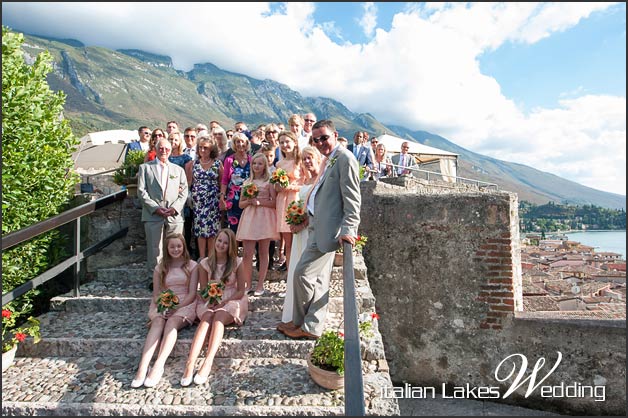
[347,131,374,180]
[125,126,151,159]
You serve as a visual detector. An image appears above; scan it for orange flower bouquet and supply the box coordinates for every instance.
[285,199,307,225]
[270,168,290,188]
[199,281,226,307]
[156,289,179,314]
[242,182,259,199]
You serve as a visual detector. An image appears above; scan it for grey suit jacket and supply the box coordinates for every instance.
[311,146,361,253]
[391,153,417,175]
[137,160,188,223]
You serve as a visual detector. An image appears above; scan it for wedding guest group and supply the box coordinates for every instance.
[125,115,369,387]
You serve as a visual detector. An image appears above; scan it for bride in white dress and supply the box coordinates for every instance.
[280,146,331,324]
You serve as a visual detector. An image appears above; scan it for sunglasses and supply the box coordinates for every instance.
[184,135,196,139]
[304,119,316,123]
[312,134,331,144]
[153,133,164,138]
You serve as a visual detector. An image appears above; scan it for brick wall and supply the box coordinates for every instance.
[359,179,625,415]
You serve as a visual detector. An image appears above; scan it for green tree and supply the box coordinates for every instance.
[2,27,79,322]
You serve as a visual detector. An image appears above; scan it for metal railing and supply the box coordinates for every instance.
[386,163,499,189]
[342,241,365,415]
[2,190,128,306]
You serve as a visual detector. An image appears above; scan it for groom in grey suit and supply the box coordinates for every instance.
[280,120,361,339]
[137,138,188,283]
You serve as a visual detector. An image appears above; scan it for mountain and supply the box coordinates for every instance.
[18,32,626,210]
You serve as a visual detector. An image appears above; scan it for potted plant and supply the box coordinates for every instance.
[334,235,368,266]
[307,312,379,390]
[112,150,146,196]
[2,308,41,372]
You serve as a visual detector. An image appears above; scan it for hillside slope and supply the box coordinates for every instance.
[19,33,626,209]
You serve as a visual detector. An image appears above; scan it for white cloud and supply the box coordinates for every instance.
[359,2,378,38]
[1,2,625,195]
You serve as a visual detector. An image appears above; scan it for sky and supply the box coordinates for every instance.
[2,2,626,196]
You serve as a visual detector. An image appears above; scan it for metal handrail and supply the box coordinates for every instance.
[342,242,365,415]
[2,190,128,305]
[386,163,499,189]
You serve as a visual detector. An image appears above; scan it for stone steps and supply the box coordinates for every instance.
[1,355,364,415]
[50,282,375,314]
[2,256,399,416]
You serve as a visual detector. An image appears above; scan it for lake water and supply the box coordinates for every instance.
[565,230,626,260]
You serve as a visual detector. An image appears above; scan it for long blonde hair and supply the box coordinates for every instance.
[243,152,271,186]
[301,146,322,183]
[158,233,192,289]
[205,229,239,284]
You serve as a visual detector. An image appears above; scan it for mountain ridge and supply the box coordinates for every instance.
[17,31,626,209]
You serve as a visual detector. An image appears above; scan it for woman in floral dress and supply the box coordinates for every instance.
[220,132,251,235]
[185,136,223,259]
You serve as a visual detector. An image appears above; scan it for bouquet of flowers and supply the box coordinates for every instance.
[285,200,307,225]
[199,281,225,306]
[156,289,179,314]
[242,182,259,199]
[270,168,290,188]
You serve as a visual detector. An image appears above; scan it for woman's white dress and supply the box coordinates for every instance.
[281,183,335,323]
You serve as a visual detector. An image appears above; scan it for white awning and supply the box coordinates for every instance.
[375,133,458,163]
[72,129,139,172]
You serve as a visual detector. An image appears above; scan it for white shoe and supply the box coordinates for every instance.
[193,373,208,385]
[143,366,163,388]
[180,375,193,387]
[130,378,144,388]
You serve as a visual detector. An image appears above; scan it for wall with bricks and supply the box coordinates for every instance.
[359,178,625,415]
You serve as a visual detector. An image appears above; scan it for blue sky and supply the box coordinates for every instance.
[2,2,626,195]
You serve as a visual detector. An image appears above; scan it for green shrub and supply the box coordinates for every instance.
[2,26,80,323]
[112,150,146,185]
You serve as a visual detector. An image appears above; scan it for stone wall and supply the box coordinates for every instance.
[84,195,146,272]
[359,178,625,415]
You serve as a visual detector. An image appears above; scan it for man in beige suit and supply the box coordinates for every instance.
[137,138,188,287]
[279,120,361,339]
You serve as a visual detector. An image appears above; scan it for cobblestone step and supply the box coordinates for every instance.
[17,309,386,362]
[50,279,375,315]
[1,355,399,416]
[94,257,367,285]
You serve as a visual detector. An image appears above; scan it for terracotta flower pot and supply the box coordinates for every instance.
[307,354,344,390]
[125,183,138,197]
[2,345,18,372]
[333,252,343,267]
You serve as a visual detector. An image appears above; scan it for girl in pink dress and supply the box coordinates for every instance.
[236,153,279,295]
[180,228,248,386]
[132,233,198,388]
[274,131,305,272]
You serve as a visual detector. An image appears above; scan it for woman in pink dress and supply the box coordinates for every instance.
[236,153,279,295]
[180,228,248,386]
[274,131,305,272]
[131,233,198,388]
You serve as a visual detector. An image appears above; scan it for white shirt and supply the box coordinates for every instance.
[397,154,406,174]
[156,160,170,198]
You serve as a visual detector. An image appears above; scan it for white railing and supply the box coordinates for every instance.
[381,163,499,190]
